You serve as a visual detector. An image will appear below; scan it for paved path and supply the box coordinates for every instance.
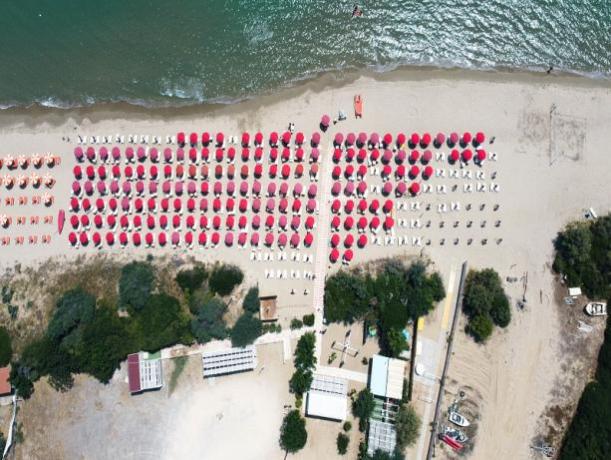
[312,141,333,363]
[316,365,368,384]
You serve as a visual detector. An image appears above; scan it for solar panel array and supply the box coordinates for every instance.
[202,346,257,377]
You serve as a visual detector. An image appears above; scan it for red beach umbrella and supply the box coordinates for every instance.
[330,248,339,263]
[383,133,392,147]
[331,216,341,229]
[311,132,321,147]
[345,199,354,214]
[269,163,278,178]
[370,199,380,214]
[423,165,434,179]
[225,233,234,246]
[211,232,220,245]
[462,149,473,162]
[357,217,367,230]
[199,232,207,246]
[330,234,340,248]
[410,165,420,178]
[334,133,344,146]
[357,234,368,248]
[396,182,407,196]
[344,216,354,230]
[250,232,259,246]
[421,133,431,148]
[282,131,291,146]
[384,216,394,230]
[305,216,315,229]
[343,250,353,263]
[370,149,380,163]
[476,149,487,162]
[383,200,393,213]
[410,182,420,196]
[304,232,313,247]
[202,132,211,146]
[269,132,279,146]
[295,132,305,145]
[290,233,300,247]
[344,234,354,248]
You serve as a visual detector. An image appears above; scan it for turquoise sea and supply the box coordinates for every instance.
[0,0,609,108]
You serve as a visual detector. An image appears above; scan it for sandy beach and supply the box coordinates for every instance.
[1,68,611,459]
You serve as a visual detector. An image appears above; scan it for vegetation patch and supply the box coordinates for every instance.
[462,268,510,342]
[325,260,445,357]
[209,264,244,296]
[279,409,307,454]
[289,332,316,395]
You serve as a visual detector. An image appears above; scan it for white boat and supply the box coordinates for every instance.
[448,411,470,427]
[585,302,607,316]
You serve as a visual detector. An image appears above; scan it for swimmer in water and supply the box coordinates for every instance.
[352,5,363,17]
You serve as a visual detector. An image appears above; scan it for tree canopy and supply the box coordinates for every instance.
[289,332,316,395]
[242,286,260,314]
[175,264,207,293]
[119,261,155,311]
[395,404,421,448]
[324,270,371,323]
[462,268,510,342]
[337,432,349,455]
[279,410,307,454]
[133,293,191,352]
[47,289,96,352]
[230,313,262,347]
[208,264,244,296]
[0,326,13,367]
[190,297,228,343]
[353,388,375,431]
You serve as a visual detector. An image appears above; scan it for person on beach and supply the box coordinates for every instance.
[352,5,363,17]
[546,65,554,74]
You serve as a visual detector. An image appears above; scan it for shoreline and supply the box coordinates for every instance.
[1,64,610,123]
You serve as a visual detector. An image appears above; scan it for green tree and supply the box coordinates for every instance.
[490,291,511,327]
[175,265,207,293]
[209,264,244,296]
[381,327,408,358]
[289,368,313,395]
[352,388,375,432]
[395,404,421,448]
[302,314,315,327]
[0,326,12,366]
[337,432,349,455]
[463,283,491,318]
[133,293,191,352]
[191,297,228,343]
[466,313,494,342]
[290,318,303,330]
[47,289,96,351]
[119,261,155,312]
[78,306,133,383]
[279,410,307,454]
[230,313,262,347]
[427,272,446,302]
[242,287,260,314]
[324,271,370,323]
[294,332,316,371]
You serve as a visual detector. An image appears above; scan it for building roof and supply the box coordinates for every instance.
[0,366,11,396]
[367,420,397,455]
[305,374,348,421]
[128,352,163,394]
[259,295,278,321]
[370,355,406,400]
[202,346,257,378]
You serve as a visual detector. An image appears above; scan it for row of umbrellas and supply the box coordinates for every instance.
[72,163,320,182]
[177,131,320,149]
[330,215,394,232]
[331,164,434,180]
[69,213,317,232]
[69,197,318,214]
[330,180,420,197]
[324,128,486,149]
[74,145,322,165]
[331,147,487,165]
[71,179,318,200]
[0,153,57,170]
[68,230,315,249]
[331,198,396,215]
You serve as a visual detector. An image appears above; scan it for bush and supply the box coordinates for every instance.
[47,289,96,351]
[290,318,303,330]
[302,314,315,327]
[0,327,13,366]
[395,404,421,448]
[175,265,207,293]
[133,293,191,352]
[289,332,316,395]
[242,287,260,314]
[324,271,370,323]
[352,388,375,432]
[279,410,307,454]
[289,368,313,395]
[462,268,511,341]
[343,421,352,432]
[119,261,154,312]
[466,313,494,342]
[209,264,243,296]
[191,297,228,343]
[230,313,262,347]
[337,432,349,455]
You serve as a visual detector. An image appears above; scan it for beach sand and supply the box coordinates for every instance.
[2,68,611,459]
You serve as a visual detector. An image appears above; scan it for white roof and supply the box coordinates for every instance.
[305,390,347,421]
[140,358,163,391]
[569,287,582,296]
[202,346,257,377]
[370,355,406,400]
[310,374,347,396]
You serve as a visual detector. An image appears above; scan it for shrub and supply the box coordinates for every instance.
[279,410,307,454]
[119,261,154,312]
[343,421,352,432]
[289,368,313,395]
[290,318,303,330]
[47,289,96,350]
[289,332,316,395]
[230,313,262,347]
[302,314,315,327]
[242,287,260,314]
[191,297,228,343]
[0,327,13,366]
[395,404,421,448]
[466,313,494,342]
[175,265,207,293]
[337,432,349,455]
[133,293,191,352]
[352,388,375,432]
[324,271,370,323]
[209,264,244,296]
